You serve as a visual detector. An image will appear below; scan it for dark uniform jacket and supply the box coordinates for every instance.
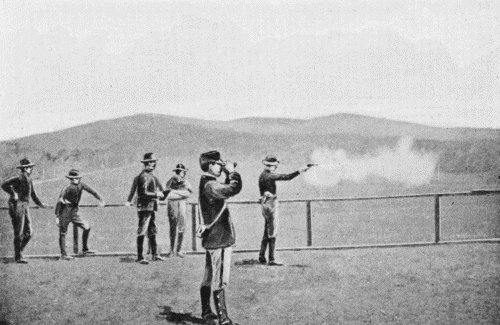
[1,174,43,205]
[258,169,300,196]
[199,172,242,249]
[127,170,164,211]
[55,182,102,216]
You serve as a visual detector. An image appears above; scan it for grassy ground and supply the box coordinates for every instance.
[1,243,499,325]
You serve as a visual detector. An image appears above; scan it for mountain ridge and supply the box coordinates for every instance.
[4,112,499,145]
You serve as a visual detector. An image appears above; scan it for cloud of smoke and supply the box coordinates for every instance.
[304,138,439,187]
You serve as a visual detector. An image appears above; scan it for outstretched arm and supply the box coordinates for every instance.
[30,180,45,208]
[82,183,105,206]
[268,171,300,181]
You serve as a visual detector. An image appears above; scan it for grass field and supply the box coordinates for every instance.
[1,243,499,325]
[1,174,499,324]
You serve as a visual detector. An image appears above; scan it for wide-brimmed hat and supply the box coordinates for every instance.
[140,152,158,163]
[16,158,35,169]
[199,150,225,170]
[262,155,280,166]
[65,169,83,179]
[173,163,188,172]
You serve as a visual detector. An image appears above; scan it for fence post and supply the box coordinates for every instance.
[434,195,441,243]
[73,223,79,254]
[191,203,197,251]
[306,201,312,246]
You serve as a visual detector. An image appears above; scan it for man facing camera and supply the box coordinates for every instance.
[125,153,165,265]
[198,151,242,325]
[165,163,193,258]
[1,158,47,264]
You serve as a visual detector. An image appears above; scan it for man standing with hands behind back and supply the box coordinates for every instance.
[198,150,242,325]
[1,158,47,264]
[125,153,166,265]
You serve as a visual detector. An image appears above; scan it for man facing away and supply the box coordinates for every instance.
[258,155,310,266]
[198,150,242,325]
[55,169,105,260]
[1,158,47,264]
[125,152,166,265]
[164,163,193,258]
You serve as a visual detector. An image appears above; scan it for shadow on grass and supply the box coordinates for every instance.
[234,258,311,269]
[234,258,263,266]
[1,257,60,264]
[156,306,208,324]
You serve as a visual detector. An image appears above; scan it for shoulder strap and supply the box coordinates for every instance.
[198,199,227,230]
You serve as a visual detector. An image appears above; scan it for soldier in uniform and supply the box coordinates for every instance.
[1,158,47,263]
[165,163,193,258]
[55,169,105,260]
[125,153,166,265]
[258,155,310,266]
[198,151,242,325]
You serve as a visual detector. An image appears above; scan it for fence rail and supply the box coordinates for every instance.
[1,189,500,259]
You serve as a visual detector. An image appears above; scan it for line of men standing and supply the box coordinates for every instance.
[1,151,310,325]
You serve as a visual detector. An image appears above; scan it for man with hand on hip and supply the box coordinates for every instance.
[198,150,242,325]
[1,158,47,264]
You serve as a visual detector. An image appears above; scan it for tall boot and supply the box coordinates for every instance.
[258,238,268,264]
[213,289,236,325]
[59,234,74,260]
[19,234,31,253]
[13,237,23,262]
[59,234,67,256]
[136,236,146,262]
[167,226,177,257]
[150,235,165,261]
[176,232,185,257]
[200,286,217,320]
[82,229,96,254]
[268,238,283,266]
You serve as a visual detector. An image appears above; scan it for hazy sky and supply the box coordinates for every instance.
[1,0,499,141]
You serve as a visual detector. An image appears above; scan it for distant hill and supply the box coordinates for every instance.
[221,114,500,141]
[1,113,500,205]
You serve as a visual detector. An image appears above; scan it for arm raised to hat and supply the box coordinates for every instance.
[205,172,242,199]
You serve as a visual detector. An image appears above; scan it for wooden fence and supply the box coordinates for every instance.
[1,189,499,259]
[73,189,500,255]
